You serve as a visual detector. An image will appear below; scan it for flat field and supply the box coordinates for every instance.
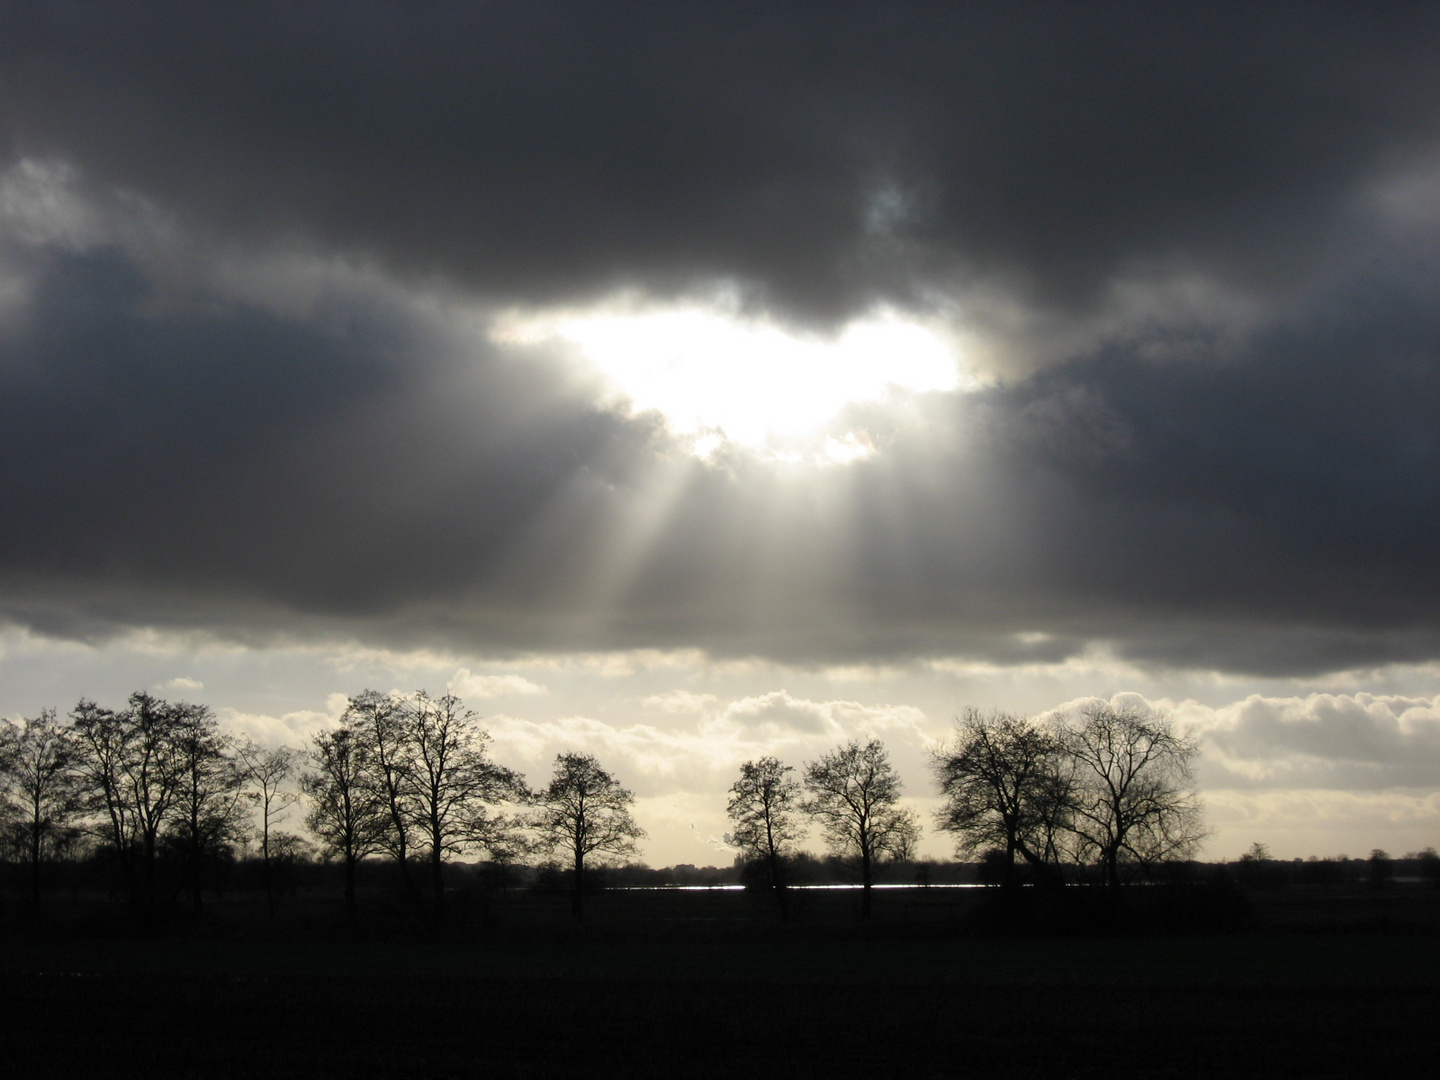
[3,886,1437,1078]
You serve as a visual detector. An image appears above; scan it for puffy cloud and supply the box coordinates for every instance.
[215,705,337,749]
[1188,693,1440,789]
[447,669,546,701]
[719,691,844,737]
[488,689,931,799]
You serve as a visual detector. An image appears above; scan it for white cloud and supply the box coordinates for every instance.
[1179,692,1440,789]
[488,689,933,809]
[1036,691,1440,793]
[215,706,335,748]
[448,668,547,700]
[926,644,1152,683]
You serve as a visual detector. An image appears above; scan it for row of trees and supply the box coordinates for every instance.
[303,689,644,921]
[727,741,920,921]
[0,690,644,922]
[0,695,266,917]
[3,692,1205,924]
[727,702,1206,918]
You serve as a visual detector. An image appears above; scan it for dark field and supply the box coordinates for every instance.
[4,886,1438,1078]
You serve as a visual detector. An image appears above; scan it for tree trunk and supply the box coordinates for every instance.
[143,832,158,915]
[431,846,446,927]
[860,841,874,921]
[391,830,424,921]
[189,814,205,914]
[343,853,358,924]
[28,816,42,916]
[572,845,585,921]
[768,849,789,922]
[191,846,204,914]
[262,816,276,918]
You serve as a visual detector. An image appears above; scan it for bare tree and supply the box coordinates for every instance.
[69,699,135,889]
[237,739,301,917]
[71,693,187,911]
[345,690,422,910]
[1061,701,1207,888]
[931,708,1073,886]
[168,702,246,913]
[301,723,388,922]
[727,756,803,920]
[0,709,84,913]
[399,690,526,924]
[530,752,645,920]
[802,739,920,920]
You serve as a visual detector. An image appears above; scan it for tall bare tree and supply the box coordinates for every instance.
[530,752,644,920]
[802,739,920,920]
[0,709,83,913]
[399,690,526,924]
[237,739,301,917]
[931,708,1073,886]
[302,723,388,921]
[345,690,422,909]
[727,756,803,920]
[71,693,187,911]
[1061,701,1207,888]
[169,702,246,913]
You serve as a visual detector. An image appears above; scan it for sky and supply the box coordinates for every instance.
[1,2,1437,866]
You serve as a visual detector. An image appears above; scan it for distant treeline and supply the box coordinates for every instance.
[5,689,1426,931]
[0,689,646,925]
[1230,843,1440,889]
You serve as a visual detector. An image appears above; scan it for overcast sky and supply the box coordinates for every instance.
[2,3,1437,864]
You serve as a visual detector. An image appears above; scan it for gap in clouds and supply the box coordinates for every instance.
[2,5,1439,865]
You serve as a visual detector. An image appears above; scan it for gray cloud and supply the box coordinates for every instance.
[5,3,1438,328]
[1195,693,1440,790]
[0,4,1437,678]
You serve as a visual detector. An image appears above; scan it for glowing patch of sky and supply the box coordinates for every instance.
[494,303,962,459]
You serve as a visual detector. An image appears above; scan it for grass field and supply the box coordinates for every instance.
[4,885,1438,1077]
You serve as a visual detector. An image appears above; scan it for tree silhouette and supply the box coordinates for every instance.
[727,756,803,920]
[0,709,83,914]
[1369,848,1393,889]
[302,723,387,922]
[237,739,301,917]
[931,708,1072,887]
[399,690,526,925]
[345,690,423,913]
[1062,701,1207,888]
[169,702,246,913]
[530,752,645,919]
[802,739,919,920]
[71,693,188,912]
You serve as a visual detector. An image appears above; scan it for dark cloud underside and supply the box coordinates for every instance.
[6,3,1438,317]
[0,3,1437,676]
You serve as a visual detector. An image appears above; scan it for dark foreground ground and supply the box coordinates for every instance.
[3,885,1438,1078]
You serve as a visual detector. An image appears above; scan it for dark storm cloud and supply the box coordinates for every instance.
[0,3,1438,676]
[4,2,1438,322]
[0,243,658,634]
[827,271,1440,675]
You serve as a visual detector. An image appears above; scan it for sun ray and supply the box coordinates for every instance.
[492,296,964,464]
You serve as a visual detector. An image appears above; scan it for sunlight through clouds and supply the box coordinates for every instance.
[492,298,963,462]
[3,6,1440,874]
